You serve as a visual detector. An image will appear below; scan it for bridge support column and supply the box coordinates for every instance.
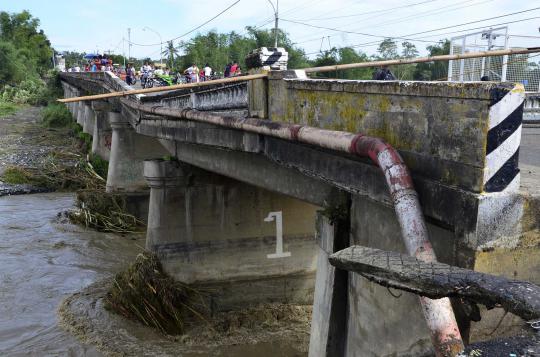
[309,210,350,357]
[144,159,190,248]
[90,101,112,161]
[143,158,320,312]
[82,102,94,134]
[106,112,168,193]
[69,90,78,116]
[76,101,85,126]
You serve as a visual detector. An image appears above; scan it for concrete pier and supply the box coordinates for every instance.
[144,158,320,311]
[82,102,95,135]
[90,101,112,161]
[76,101,85,126]
[106,112,167,193]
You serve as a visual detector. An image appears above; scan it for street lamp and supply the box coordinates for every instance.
[266,0,279,48]
[143,26,163,64]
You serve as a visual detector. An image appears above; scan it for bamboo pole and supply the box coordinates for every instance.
[304,47,540,73]
[57,73,268,103]
[58,47,540,103]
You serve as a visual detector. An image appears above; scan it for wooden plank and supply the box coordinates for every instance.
[329,246,540,321]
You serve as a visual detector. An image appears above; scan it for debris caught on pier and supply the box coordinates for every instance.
[105,251,208,335]
[68,190,144,233]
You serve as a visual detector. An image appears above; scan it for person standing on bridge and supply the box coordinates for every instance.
[230,61,238,76]
[125,63,135,85]
[372,66,396,80]
[203,63,212,81]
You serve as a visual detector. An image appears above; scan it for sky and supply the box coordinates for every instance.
[1,0,539,60]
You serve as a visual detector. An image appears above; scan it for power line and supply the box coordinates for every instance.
[292,0,441,21]
[282,18,434,43]
[294,6,540,54]
[291,0,490,46]
[303,15,540,56]
[128,0,241,47]
[405,5,540,37]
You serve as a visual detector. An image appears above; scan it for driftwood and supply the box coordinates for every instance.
[329,246,540,321]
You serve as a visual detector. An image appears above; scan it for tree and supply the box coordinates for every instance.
[401,41,418,59]
[413,40,450,80]
[0,10,53,76]
[176,27,310,74]
[376,38,398,60]
[311,47,372,80]
[162,40,179,69]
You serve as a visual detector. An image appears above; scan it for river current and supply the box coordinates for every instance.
[0,192,143,356]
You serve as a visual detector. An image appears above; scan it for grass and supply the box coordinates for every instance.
[1,166,32,184]
[1,154,106,191]
[105,251,207,335]
[41,103,72,128]
[0,101,19,117]
[89,154,108,179]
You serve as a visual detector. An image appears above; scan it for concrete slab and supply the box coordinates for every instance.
[520,125,540,195]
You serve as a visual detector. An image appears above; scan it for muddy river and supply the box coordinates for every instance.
[0,192,309,357]
[0,192,143,356]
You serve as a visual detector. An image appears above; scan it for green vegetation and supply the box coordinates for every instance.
[0,101,19,117]
[41,102,72,127]
[1,155,105,190]
[0,11,58,107]
[105,251,206,334]
[1,166,33,185]
[176,27,310,74]
[77,132,93,153]
[89,154,108,179]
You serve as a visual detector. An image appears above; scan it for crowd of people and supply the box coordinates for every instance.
[182,61,242,83]
[65,55,246,87]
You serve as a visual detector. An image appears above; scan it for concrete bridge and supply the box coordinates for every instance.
[59,53,539,356]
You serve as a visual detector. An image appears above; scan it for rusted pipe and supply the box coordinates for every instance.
[125,101,465,356]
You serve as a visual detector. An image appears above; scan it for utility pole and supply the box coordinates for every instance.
[122,37,126,67]
[127,28,132,61]
[266,0,279,48]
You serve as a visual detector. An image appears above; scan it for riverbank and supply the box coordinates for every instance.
[0,105,311,356]
[0,105,83,195]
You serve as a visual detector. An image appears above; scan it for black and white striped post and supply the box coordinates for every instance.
[484,83,525,193]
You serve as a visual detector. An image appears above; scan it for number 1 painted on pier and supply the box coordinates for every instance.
[264,211,291,259]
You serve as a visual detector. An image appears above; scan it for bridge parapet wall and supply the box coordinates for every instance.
[268,72,525,194]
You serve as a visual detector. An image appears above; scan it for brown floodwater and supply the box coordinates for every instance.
[0,192,309,357]
[0,192,144,356]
